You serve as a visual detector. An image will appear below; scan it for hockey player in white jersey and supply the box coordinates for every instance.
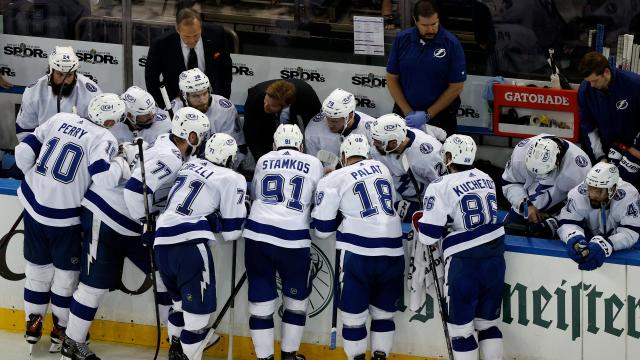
[16,46,102,141]
[417,134,505,360]
[312,134,404,360]
[13,93,129,355]
[243,124,323,360]
[502,134,591,237]
[369,113,445,220]
[304,88,376,172]
[558,162,640,271]
[110,85,171,145]
[173,68,246,164]
[154,133,247,360]
[123,106,210,360]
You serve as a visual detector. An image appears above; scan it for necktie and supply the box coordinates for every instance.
[187,48,198,70]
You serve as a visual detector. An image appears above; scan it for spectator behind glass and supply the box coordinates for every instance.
[243,79,321,161]
[4,0,91,39]
[386,0,466,137]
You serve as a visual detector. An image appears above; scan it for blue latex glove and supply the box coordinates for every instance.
[141,230,155,247]
[405,111,429,128]
[578,236,612,271]
[566,235,588,263]
[206,211,223,233]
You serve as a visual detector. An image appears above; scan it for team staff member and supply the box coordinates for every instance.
[386,0,466,136]
[243,79,321,160]
[578,51,640,186]
[145,7,232,107]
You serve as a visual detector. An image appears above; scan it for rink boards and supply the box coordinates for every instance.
[1,180,640,359]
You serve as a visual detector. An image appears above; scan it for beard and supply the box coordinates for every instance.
[50,78,77,97]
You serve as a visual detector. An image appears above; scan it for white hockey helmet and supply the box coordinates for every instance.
[273,124,303,150]
[370,113,407,154]
[586,162,619,200]
[322,88,356,132]
[48,46,79,74]
[442,134,477,166]
[87,93,126,128]
[525,137,560,177]
[171,107,211,148]
[340,133,370,166]
[121,86,156,123]
[179,68,211,97]
[205,133,238,167]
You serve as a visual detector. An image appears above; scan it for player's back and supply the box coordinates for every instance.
[313,158,403,257]
[422,169,504,258]
[245,149,323,248]
[155,159,246,246]
[18,112,117,226]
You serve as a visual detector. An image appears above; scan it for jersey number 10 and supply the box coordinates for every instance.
[35,137,84,184]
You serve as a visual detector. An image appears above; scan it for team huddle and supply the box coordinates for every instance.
[11,45,640,360]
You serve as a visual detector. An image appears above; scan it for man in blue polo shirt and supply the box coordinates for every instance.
[386,0,466,137]
[578,51,640,186]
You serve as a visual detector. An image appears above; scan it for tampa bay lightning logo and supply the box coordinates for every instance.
[616,99,629,110]
[420,143,433,154]
[575,155,588,168]
[365,121,372,130]
[312,113,323,122]
[517,138,531,147]
[578,183,587,195]
[315,191,324,206]
[277,243,334,318]
[614,189,626,201]
[433,48,446,58]
[218,98,233,109]
[85,82,97,92]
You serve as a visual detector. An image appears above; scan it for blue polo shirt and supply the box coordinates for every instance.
[578,67,640,160]
[387,26,466,111]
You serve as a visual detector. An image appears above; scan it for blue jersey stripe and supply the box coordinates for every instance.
[337,232,403,249]
[245,219,310,240]
[124,177,154,195]
[156,220,211,238]
[442,223,503,253]
[88,159,111,176]
[20,181,81,219]
[21,134,42,156]
[84,190,142,233]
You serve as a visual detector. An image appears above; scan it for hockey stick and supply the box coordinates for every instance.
[329,248,340,350]
[227,241,237,360]
[401,155,454,360]
[159,75,174,120]
[136,138,161,360]
[194,271,248,360]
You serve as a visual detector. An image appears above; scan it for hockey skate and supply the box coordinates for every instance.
[281,350,306,360]
[372,350,387,360]
[60,336,100,360]
[49,316,66,353]
[168,336,188,360]
[25,313,43,357]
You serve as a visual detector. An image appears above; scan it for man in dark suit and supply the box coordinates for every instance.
[243,79,322,161]
[145,8,232,108]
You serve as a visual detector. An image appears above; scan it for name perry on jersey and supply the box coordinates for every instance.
[57,123,89,139]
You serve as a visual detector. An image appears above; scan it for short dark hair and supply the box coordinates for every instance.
[176,8,201,26]
[578,51,609,78]
[413,0,439,19]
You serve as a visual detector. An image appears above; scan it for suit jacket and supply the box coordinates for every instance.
[243,79,321,160]
[145,23,232,108]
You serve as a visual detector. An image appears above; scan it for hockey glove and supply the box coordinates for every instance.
[141,230,155,247]
[578,236,613,271]
[566,235,588,263]
[206,211,223,233]
[405,111,429,128]
[530,217,558,239]
[113,156,132,180]
[317,150,339,172]
[425,124,447,142]
[608,147,623,165]
[120,139,149,170]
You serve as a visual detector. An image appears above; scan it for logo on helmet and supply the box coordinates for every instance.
[575,155,588,168]
[100,104,113,111]
[420,143,433,154]
[384,124,397,131]
[342,95,353,104]
[225,139,235,146]
[542,152,551,162]
[179,73,188,80]
[185,113,197,120]
[123,94,136,102]
[434,48,446,58]
[453,137,463,144]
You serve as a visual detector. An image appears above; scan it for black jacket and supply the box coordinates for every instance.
[145,23,232,108]
[243,79,321,160]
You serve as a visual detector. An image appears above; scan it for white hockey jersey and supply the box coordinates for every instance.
[124,134,184,221]
[173,96,245,146]
[311,159,403,257]
[304,111,376,159]
[15,112,124,227]
[155,159,247,246]
[109,110,172,145]
[370,128,445,200]
[557,180,640,251]
[16,74,102,141]
[244,149,323,248]
[418,169,504,259]
[502,134,591,214]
